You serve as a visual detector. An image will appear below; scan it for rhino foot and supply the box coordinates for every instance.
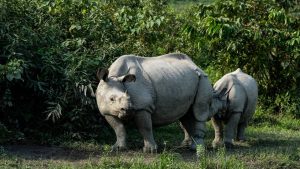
[190,137,204,151]
[212,139,224,149]
[224,142,234,149]
[180,139,192,148]
[111,143,127,152]
[143,144,157,154]
[236,137,246,142]
[236,139,246,143]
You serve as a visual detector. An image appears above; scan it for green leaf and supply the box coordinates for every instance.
[6,74,14,81]
[156,19,161,26]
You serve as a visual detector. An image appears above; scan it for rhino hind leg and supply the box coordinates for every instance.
[236,122,247,141]
[191,121,206,150]
[224,112,241,148]
[179,112,206,150]
[187,76,212,150]
[224,84,246,148]
[179,112,194,148]
[237,106,256,142]
[190,101,210,150]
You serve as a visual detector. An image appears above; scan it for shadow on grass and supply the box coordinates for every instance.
[2,145,103,161]
[2,123,300,164]
[250,138,300,148]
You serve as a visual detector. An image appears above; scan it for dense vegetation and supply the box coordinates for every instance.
[0,0,299,143]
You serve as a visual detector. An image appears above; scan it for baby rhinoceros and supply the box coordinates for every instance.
[96,53,213,153]
[210,68,258,148]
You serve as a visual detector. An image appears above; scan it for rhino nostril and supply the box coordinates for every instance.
[121,108,126,111]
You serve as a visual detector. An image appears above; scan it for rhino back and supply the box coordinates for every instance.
[213,70,258,119]
[108,55,139,76]
[140,54,200,125]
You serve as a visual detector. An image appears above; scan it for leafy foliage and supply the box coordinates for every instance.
[0,0,116,140]
[183,0,300,116]
[0,0,184,142]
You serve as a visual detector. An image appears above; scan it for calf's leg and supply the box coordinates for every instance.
[224,112,241,148]
[237,122,247,141]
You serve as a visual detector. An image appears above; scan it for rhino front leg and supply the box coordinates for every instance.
[134,110,157,153]
[105,115,127,152]
[224,112,241,148]
[211,116,224,148]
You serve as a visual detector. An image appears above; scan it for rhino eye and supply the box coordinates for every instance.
[110,97,115,102]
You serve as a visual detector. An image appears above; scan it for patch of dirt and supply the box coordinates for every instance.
[2,144,199,163]
[2,145,102,161]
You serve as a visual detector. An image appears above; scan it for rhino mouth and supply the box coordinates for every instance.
[117,108,134,119]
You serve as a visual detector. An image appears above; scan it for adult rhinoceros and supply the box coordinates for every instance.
[210,68,258,148]
[96,53,213,152]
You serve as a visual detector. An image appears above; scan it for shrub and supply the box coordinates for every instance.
[0,0,119,140]
[183,0,300,116]
[0,0,183,141]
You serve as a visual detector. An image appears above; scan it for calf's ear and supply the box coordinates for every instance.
[219,87,228,97]
[97,68,109,82]
[122,74,136,83]
[214,87,228,101]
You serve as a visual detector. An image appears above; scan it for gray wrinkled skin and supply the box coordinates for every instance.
[96,53,213,153]
[210,68,258,148]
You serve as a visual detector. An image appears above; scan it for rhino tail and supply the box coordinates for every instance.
[194,68,208,77]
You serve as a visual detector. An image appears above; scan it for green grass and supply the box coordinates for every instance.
[1,115,300,169]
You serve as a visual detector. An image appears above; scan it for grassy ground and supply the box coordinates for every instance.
[1,114,300,169]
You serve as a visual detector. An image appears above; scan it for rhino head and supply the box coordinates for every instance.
[211,88,228,115]
[96,68,136,119]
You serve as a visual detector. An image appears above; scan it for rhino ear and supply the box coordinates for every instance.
[215,88,227,100]
[122,74,136,83]
[97,68,109,82]
[219,88,227,96]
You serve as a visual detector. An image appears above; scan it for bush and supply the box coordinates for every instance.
[0,0,184,142]
[183,0,300,117]
[0,0,119,141]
